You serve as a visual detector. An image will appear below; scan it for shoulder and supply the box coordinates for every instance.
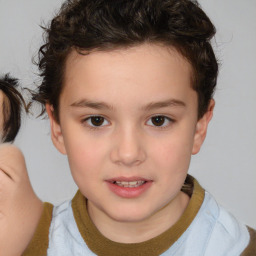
[198,191,255,255]
[162,178,255,256]
[47,192,91,255]
[23,192,92,256]
[22,198,78,256]
[241,226,256,256]
[22,202,54,256]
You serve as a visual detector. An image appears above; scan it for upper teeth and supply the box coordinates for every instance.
[115,181,145,188]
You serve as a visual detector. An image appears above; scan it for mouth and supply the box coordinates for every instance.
[111,180,147,188]
[106,177,152,198]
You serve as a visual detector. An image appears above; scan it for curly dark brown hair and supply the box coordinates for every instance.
[0,74,27,142]
[33,0,218,121]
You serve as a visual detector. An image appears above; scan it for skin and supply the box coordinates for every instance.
[0,144,43,256]
[0,91,5,141]
[47,43,214,243]
[0,91,11,142]
[0,91,43,255]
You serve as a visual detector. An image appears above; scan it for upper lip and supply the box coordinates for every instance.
[106,176,151,182]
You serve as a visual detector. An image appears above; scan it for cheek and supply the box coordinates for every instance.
[158,143,191,172]
[64,131,106,179]
[66,143,100,194]
[151,129,195,173]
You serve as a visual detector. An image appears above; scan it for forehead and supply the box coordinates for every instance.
[65,44,192,79]
[61,43,195,107]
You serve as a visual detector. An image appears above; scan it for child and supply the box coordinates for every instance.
[7,0,256,255]
[0,74,25,143]
[0,75,43,256]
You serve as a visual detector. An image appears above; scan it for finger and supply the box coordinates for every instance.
[0,169,14,209]
[0,168,14,190]
[0,143,27,182]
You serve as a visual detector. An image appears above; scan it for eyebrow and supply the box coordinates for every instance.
[142,99,186,111]
[70,98,186,111]
[70,99,114,110]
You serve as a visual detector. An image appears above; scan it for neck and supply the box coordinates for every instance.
[88,191,190,243]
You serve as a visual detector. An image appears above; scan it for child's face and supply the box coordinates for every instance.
[48,44,213,223]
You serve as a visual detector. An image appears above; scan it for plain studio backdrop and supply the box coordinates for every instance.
[0,0,255,229]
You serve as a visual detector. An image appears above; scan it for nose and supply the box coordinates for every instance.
[110,126,146,167]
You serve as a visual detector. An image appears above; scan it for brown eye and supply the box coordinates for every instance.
[151,116,165,126]
[90,116,105,126]
[146,116,173,128]
[83,116,109,128]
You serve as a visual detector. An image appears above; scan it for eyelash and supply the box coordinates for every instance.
[82,115,110,130]
[146,116,174,129]
[81,115,174,130]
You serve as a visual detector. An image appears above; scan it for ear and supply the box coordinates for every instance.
[45,104,67,155]
[192,99,215,155]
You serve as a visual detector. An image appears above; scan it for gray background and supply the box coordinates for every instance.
[0,0,255,229]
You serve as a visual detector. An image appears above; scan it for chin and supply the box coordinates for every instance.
[106,207,153,223]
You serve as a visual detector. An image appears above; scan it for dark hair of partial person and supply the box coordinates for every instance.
[32,0,218,122]
[0,74,27,142]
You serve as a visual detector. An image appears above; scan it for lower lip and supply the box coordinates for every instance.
[106,181,152,198]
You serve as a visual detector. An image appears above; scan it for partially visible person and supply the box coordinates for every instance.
[0,74,26,143]
[0,74,43,256]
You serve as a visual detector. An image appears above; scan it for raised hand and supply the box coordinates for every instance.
[0,144,43,256]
